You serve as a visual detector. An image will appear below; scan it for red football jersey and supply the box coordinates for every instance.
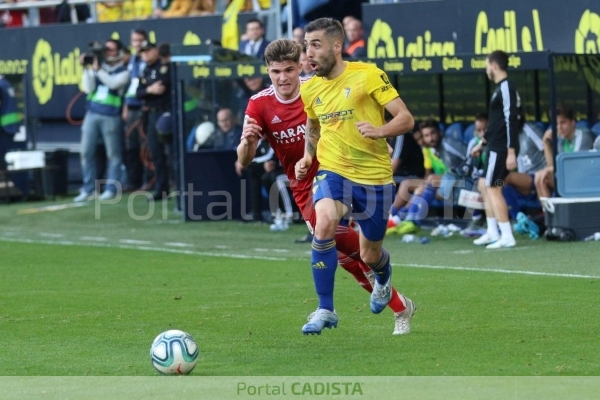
[244,82,319,214]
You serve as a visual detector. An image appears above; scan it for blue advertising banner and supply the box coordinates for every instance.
[364,0,600,60]
[0,15,246,120]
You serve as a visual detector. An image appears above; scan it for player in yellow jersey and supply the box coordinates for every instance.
[295,18,416,335]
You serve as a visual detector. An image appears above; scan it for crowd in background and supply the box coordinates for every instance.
[0,0,277,27]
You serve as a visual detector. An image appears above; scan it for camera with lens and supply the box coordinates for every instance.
[82,41,105,66]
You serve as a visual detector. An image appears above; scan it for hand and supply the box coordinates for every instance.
[234,160,244,177]
[470,142,483,157]
[543,128,552,143]
[92,56,100,72]
[242,117,261,146]
[122,107,128,122]
[79,54,87,66]
[148,82,165,95]
[355,121,380,139]
[295,156,312,180]
[506,151,517,171]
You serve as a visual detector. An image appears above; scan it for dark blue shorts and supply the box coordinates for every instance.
[312,170,395,242]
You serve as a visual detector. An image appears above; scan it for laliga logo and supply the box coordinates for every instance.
[575,9,600,54]
[31,38,83,105]
[574,9,600,93]
[32,39,54,105]
[368,19,396,58]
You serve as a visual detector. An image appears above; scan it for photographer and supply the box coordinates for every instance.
[136,41,172,201]
[74,39,129,203]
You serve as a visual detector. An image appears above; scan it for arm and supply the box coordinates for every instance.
[136,77,148,99]
[237,116,261,168]
[304,117,321,160]
[357,97,414,139]
[81,68,96,94]
[295,117,320,180]
[96,68,130,91]
[390,135,403,173]
[503,84,519,169]
[542,128,554,168]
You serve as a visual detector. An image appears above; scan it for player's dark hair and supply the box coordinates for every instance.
[246,18,264,29]
[158,42,171,58]
[419,118,440,133]
[105,39,123,50]
[555,105,575,121]
[475,113,488,121]
[305,18,345,44]
[132,28,147,39]
[264,39,302,65]
[487,50,509,71]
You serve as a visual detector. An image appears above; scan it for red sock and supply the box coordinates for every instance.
[338,253,372,291]
[335,225,407,313]
[387,288,406,313]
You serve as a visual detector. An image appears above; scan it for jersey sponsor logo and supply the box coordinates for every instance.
[315,97,322,106]
[271,115,282,124]
[317,109,355,124]
[272,124,305,144]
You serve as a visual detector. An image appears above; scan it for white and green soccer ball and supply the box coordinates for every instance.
[150,330,199,375]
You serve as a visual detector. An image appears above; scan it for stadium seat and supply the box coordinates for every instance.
[444,122,464,142]
[576,120,589,129]
[462,123,475,145]
[591,121,600,138]
[535,121,547,132]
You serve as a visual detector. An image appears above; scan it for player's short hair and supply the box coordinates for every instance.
[305,18,345,44]
[246,18,264,29]
[264,39,302,65]
[158,42,171,58]
[487,50,509,71]
[475,113,488,122]
[419,118,440,133]
[132,28,147,39]
[556,105,575,121]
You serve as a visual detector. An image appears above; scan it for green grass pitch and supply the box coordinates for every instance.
[0,196,599,376]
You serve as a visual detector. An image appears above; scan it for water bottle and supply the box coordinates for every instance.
[401,234,429,244]
[583,232,600,241]
[401,234,417,243]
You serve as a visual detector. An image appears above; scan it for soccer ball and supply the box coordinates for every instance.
[150,330,199,375]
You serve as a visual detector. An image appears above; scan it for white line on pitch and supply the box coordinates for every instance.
[80,236,108,242]
[39,233,65,238]
[254,248,289,253]
[119,239,152,245]
[1,236,598,280]
[164,242,195,248]
[401,263,599,279]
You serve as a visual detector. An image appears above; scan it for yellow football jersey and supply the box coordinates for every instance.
[300,62,399,185]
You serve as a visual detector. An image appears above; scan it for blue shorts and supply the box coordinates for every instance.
[312,170,395,242]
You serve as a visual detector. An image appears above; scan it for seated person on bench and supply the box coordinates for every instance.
[387,119,467,235]
[534,105,594,199]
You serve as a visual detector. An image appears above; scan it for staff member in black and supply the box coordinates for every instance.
[136,40,171,201]
[474,50,520,249]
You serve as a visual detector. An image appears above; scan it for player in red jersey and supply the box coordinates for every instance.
[237,39,412,335]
